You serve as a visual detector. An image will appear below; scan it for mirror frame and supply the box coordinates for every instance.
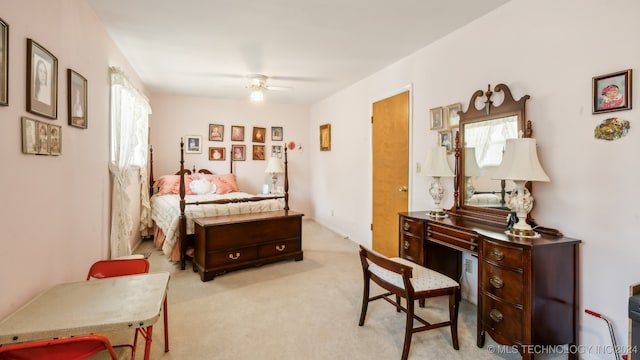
[449,83,532,225]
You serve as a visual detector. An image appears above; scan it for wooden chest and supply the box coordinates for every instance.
[193,210,303,282]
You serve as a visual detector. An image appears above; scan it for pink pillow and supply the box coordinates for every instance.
[154,175,180,195]
[214,174,239,192]
[212,177,233,194]
[171,175,194,195]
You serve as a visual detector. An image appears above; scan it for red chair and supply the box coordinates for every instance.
[86,258,169,357]
[0,334,127,359]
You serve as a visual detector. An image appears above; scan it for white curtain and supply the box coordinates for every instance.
[109,67,152,258]
[464,116,518,168]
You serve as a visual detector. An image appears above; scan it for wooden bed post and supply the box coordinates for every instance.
[284,147,289,211]
[229,149,234,174]
[149,145,154,197]
[178,139,187,270]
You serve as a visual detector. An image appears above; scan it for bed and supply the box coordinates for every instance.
[149,140,299,273]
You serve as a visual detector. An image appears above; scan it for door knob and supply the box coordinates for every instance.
[398,186,408,192]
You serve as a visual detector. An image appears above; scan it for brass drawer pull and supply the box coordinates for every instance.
[228,252,240,260]
[403,240,410,250]
[489,275,504,289]
[489,309,504,323]
[403,222,410,231]
[276,245,286,252]
[490,248,504,261]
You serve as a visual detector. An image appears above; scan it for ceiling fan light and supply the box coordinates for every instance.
[250,88,264,103]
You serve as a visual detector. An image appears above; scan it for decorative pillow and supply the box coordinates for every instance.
[154,175,180,195]
[189,178,213,195]
[171,175,194,195]
[192,172,216,182]
[214,173,239,192]
[212,177,233,194]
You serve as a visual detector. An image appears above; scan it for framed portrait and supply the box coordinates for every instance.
[21,117,38,154]
[430,107,444,130]
[27,39,58,119]
[445,103,462,128]
[320,123,331,151]
[67,69,87,128]
[593,69,632,113]
[0,18,8,106]
[439,130,453,154]
[48,124,61,156]
[185,135,202,154]
[231,144,246,161]
[36,121,49,155]
[208,147,225,161]
[209,124,224,141]
[231,125,244,141]
[252,145,265,160]
[252,127,266,143]
[271,145,282,158]
[271,126,283,141]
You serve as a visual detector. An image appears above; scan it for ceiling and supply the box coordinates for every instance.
[87,0,510,105]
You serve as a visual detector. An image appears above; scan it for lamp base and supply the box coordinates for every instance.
[427,209,448,219]
[504,228,541,239]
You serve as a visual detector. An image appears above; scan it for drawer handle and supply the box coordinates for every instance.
[228,252,240,260]
[489,276,504,289]
[276,245,286,252]
[403,240,410,250]
[490,248,504,261]
[403,222,410,231]
[489,309,504,323]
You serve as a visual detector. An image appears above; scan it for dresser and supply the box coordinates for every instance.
[399,211,580,360]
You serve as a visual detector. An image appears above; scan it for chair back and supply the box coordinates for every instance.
[0,334,119,360]
[86,258,150,280]
[359,245,415,295]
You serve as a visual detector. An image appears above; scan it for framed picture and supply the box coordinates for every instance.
[439,130,453,153]
[271,126,283,141]
[36,121,49,155]
[231,125,244,141]
[21,117,38,154]
[252,127,266,143]
[185,135,202,154]
[0,18,8,106]
[208,147,225,161]
[48,124,61,156]
[231,144,246,161]
[271,145,282,158]
[27,39,58,119]
[320,123,331,151]
[445,103,462,128]
[209,124,224,141]
[68,69,87,128]
[593,69,632,113]
[252,145,265,160]
[430,107,444,130]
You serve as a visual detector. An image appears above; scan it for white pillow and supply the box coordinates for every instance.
[189,178,212,195]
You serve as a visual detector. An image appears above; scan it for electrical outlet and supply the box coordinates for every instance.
[464,259,473,273]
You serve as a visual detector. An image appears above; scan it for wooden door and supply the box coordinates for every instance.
[372,91,409,257]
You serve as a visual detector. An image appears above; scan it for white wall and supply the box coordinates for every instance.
[0,0,146,318]
[310,0,640,357]
[149,94,312,216]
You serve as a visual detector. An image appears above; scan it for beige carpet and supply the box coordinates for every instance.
[111,219,567,359]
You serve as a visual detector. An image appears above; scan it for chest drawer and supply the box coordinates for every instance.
[481,261,524,305]
[258,238,301,258]
[482,239,524,270]
[481,294,524,343]
[206,246,258,266]
[427,222,479,253]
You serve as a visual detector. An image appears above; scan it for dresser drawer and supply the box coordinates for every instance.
[400,234,423,264]
[427,222,479,253]
[206,247,258,267]
[481,261,524,305]
[258,239,301,258]
[482,240,524,269]
[481,295,524,343]
[400,216,424,236]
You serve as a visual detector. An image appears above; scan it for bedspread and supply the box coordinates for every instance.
[151,192,284,258]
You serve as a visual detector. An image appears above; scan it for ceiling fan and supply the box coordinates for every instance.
[246,74,291,102]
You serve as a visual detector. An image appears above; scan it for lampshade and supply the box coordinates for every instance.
[424,146,454,177]
[492,138,550,182]
[264,156,284,174]
[464,147,482,177]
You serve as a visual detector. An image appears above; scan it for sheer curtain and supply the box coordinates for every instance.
[109,67,152,258]
[464,116,518,168]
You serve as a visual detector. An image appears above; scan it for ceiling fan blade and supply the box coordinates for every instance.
[266,85,293,91]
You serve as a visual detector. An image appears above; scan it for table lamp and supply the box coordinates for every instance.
[424,146,455,218]
[264,156,285,194]
[464,147,482,200]
[492,138,550,237]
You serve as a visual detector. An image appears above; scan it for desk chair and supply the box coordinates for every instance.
[87,258,169,357]
[0,334,129,359]
[358,245,460,360]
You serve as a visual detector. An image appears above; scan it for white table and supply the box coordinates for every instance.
[0,272,170,360]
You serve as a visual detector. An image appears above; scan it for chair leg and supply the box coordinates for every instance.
[358,274,371,326]
[163,295,169,352]
[396,295,402,312]
[401,298,414,360]
[449,288,460,350]
[131,330,139,359]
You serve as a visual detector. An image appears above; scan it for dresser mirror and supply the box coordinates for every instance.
[450,83,530,224]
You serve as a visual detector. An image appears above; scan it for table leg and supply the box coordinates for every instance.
[163,296,169,352]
